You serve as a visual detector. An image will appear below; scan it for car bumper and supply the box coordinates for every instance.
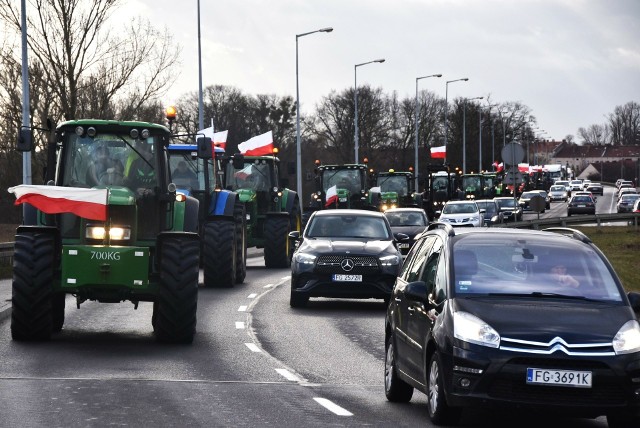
[440,344,640,415]
[568,207,596,215]
[291,272,396,299]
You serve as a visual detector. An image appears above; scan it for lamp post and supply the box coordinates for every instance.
[444,78,469,164]
[355,58,385,163]
[414,73,442,191]
[296,27,333,206]
[462,96,483,174]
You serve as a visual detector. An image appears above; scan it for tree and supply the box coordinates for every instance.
[578,124,610,145]
[608,101,640,146]
[0,0,180,122]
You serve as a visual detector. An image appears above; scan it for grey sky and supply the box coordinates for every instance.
[130,0,639,141]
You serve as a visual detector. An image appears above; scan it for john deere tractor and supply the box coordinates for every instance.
[369,169,422,211]
[11,120,202,343]
[221,151,301,268]
[307,161,372,211]
[167,141,246,287]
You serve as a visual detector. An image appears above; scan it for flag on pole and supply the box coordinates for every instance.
[8,185,108,221]
[238,131,274,156]
[197,126,228,149]
[430,145,446,159]
[325,185,338,207]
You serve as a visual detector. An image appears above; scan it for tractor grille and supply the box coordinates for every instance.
[315,255,379,274]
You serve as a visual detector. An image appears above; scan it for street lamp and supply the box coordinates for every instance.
[462,96,483,174]
[444,78,469,163]
[414,73,442,191]
[296,27,333,206]
[355,58,385,163]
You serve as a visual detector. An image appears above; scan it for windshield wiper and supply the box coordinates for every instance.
[485,292,598,302]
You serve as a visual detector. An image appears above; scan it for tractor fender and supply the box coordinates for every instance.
[280,190,299,213]
[208,190,238,217]
[172,194,199,233]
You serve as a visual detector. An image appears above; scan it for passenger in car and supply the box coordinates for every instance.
[550,264,579,288]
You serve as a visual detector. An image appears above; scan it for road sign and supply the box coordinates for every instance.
[501,142,525,166]
[503,169,523,185]
[529,195,546,213]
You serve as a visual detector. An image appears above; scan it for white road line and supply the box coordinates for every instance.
[275,368,299,382]
[313,398,353,416]
[281,276,291,280]
[263,284,273,288]
[245,343,261,353]
[238,305,247,312]
[235,321,245,329]
[247,293,257,299]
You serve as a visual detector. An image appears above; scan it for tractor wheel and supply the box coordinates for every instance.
[234,202,247,284]
[52,293,66,333]
[203,219,237,288]
[264,216,291,268]
[11,231,56,341]
[154,236,199,343]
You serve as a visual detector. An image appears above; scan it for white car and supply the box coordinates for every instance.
[438,201,482,227]
[569,179,583,192]
[548,185,568,202]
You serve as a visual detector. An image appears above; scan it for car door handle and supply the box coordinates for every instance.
[394,298,401,303]
[407,306,415,313]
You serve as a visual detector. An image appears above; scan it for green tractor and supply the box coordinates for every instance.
[11,120,202,343]
[167,141,246,287]
[221,151,301,268]
[307,161,372,212]
[369,169,422,211]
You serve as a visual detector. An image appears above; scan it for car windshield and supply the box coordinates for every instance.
[572,196,592,203]
[495,198,516,208]
[550,186,565,191]
[384,211,427,227]
[452,234,623,302]
[442,203,477,214]
[307,215,390,239]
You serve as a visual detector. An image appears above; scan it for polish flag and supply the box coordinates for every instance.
[8,185,108,221]
[238,131,274,156]
[325,185,338,207]
[430,146,446,159]
[197,127,228,150]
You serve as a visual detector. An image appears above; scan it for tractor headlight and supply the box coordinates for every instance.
[86,225,131,241]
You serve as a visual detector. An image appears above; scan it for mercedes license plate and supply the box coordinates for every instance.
[526,368,592,388]
[398,243,410,248]
[333,274,362,282]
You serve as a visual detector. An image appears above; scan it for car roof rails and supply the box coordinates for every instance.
[542,227,592,244]
[426,222,455,236]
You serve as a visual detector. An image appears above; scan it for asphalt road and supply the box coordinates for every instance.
[0,185,623,427]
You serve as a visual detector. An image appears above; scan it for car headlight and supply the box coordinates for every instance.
[613,320,640,355]
[379,254,400,266]
[454,311,500,348]
[294,253,316,265]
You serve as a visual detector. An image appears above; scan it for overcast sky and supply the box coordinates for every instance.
[127,0,639,141]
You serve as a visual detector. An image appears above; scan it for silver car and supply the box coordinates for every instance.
[438,201,482,227]
[548,185,568,202]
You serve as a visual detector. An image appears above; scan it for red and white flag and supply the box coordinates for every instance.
[8,185,108,221]
[238,131,274,156]
[325,185,338,208]
[430,145,446,159]
[197,127,228,149]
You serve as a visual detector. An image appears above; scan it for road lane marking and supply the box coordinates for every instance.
[313,398,353,416]
[235,321,245,329]
[245,343,261,353]
[275,369,299,382]
[247,293,257,299]
[263,284,273,288]
[281,276,291,280]
[238,305,247,312]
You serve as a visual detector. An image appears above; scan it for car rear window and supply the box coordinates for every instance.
[451,234,623,302]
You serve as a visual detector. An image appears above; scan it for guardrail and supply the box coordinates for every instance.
[497,212,640,230]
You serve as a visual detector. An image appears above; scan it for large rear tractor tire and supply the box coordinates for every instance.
[264,216,291,268]
[154,236,199,344]
[234,202,247,284]
[203,219,236,288]
[11,231,56,341]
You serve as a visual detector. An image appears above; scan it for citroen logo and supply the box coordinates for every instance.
[340,258,355,272]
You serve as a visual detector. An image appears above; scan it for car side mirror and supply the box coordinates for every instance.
[288,231,300,240]
[404,281,428,303]
[394,232,410,242]
[628,292,640,314]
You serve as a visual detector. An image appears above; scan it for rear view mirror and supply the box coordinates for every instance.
[17,128,33,152]
[232,153,245,169]
[196,137,212,159]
